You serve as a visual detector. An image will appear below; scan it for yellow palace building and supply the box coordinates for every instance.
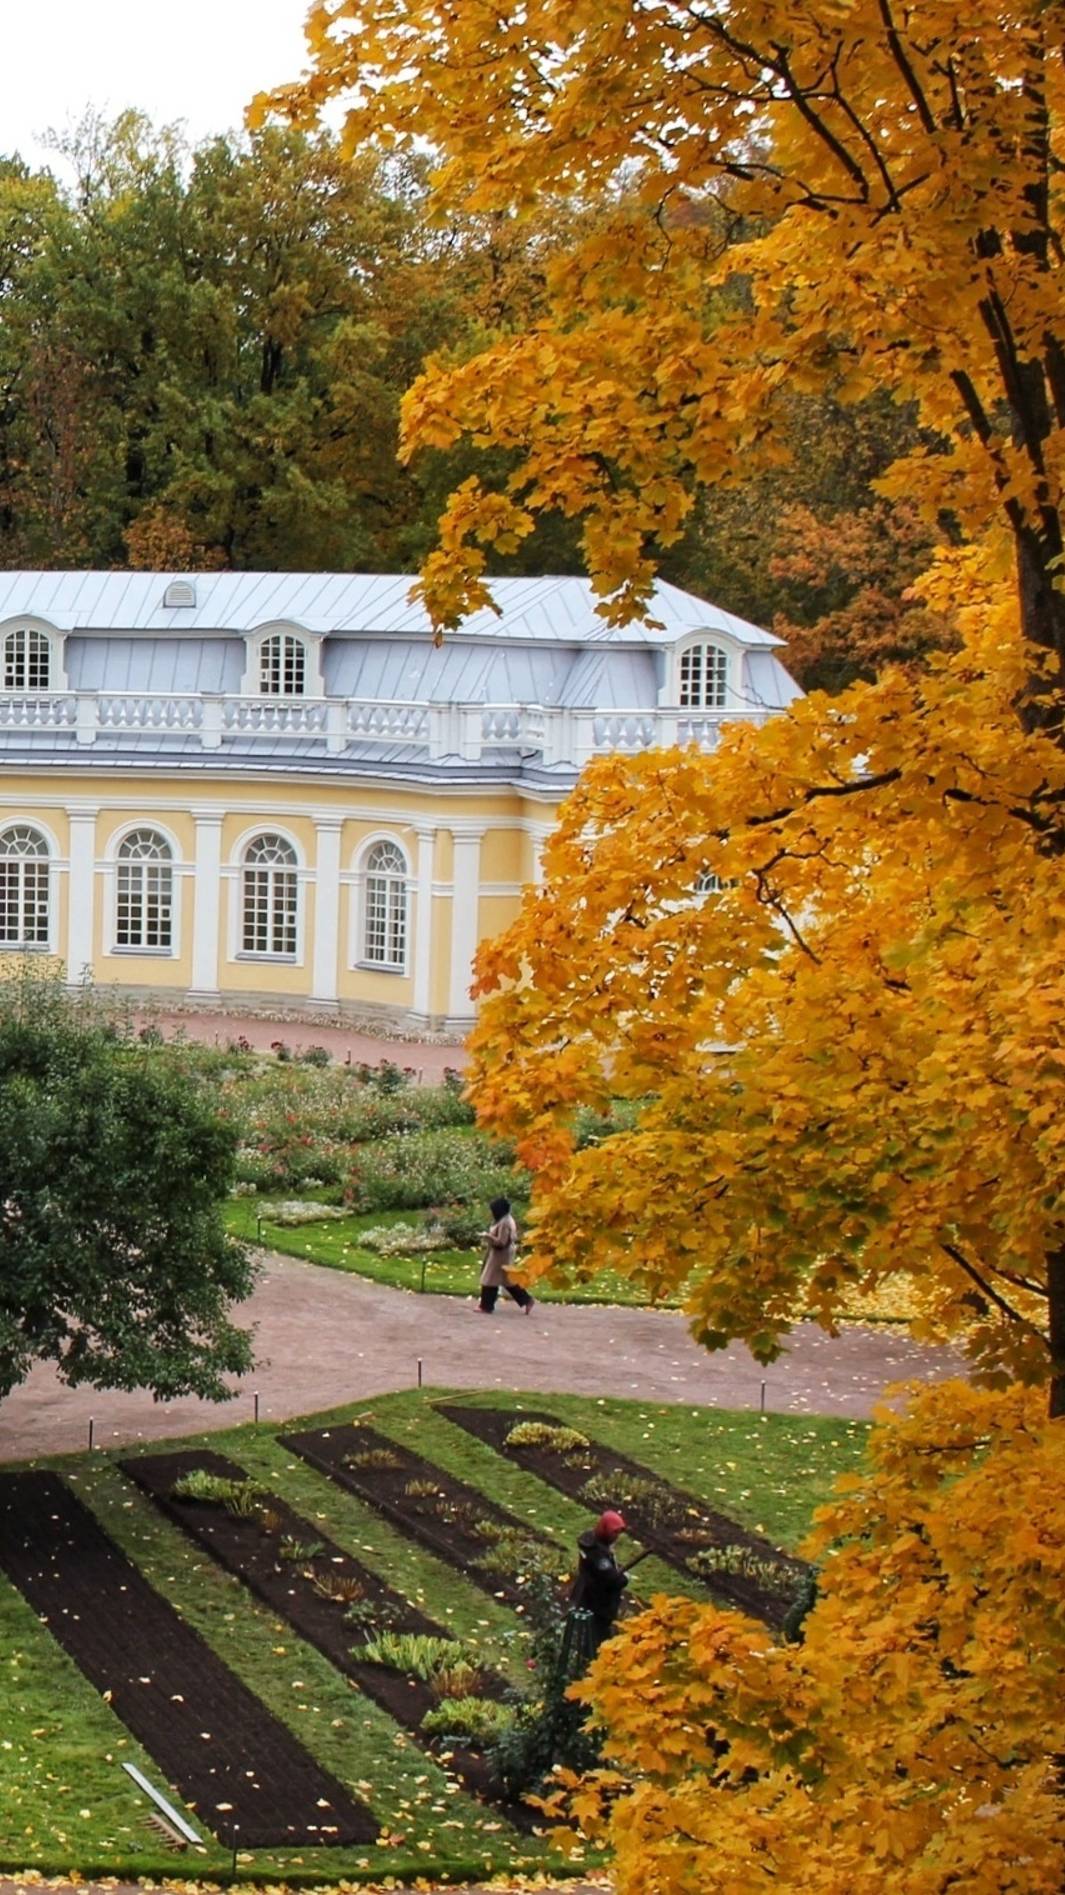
[0,571,801,1031]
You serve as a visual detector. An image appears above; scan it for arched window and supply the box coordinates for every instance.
[0,825,50,947]
[4,627,50,691]
[694,869,722,896]
[116,829,173,950]
[242,834,298,957]
[259,633,306,697]
[363,840,408,969]
[679,642,729,710]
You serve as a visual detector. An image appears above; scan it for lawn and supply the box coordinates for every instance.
[224,1196,655,1306]
[0,1388,866,1882]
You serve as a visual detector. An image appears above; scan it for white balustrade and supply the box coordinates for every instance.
[0,690,758,764]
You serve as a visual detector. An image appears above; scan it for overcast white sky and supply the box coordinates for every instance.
[0,0,316,174]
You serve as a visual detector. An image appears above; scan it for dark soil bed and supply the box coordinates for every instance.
[438,1404,812,1629]
[120,1447,528,1823]
[0,1470,376,1849]
[280,1420,553,1610]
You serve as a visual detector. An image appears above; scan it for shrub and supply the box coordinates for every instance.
[359,1632,468,1679]
[172,1469,265,1508]
[343,1128,528,1214]
[580,1470,676,1527]
[486,1571,602,1797]
[271,1040,293,1062]
[359,1221,440,1256]
[280,1537,325,1561]
[422,1696,514,1746]
[299,1044,331,1067]
[687,1543,807,1592]
[504,1421,591,1454]
[431,1660,486,1700]
[344,1446,401,1470]
[427,1204,486,1248]
[260,1199,348,1227]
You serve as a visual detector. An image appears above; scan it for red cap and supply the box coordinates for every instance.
[597,1510,627,1538]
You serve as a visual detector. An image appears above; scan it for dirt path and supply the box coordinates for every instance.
[0,1252,962,1464]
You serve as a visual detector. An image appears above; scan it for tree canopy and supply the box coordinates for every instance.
[269,5,1065,1887]
[265,0,1064,674]
[0,975,254,1404]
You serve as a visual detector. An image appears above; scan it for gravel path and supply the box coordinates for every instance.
[0,1251,963,1464]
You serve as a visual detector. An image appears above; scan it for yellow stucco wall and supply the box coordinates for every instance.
[0,769,559,1023]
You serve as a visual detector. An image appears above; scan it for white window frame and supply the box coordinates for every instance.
[0,618,66,694]
[110,824,180,956]
[241,623,324,698]
[0,822,53,950]
[235,830,303,963]
[674,637,733,710]
[352,834,411,975]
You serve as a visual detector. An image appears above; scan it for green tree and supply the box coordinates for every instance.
[0,972,254,1403]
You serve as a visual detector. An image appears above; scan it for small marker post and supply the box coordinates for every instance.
[759,1381,767,1413]
[417,1358,423,1388]
[253,1390,260,1425]
[88,1416,94,1451]
[231,1822,239,1878]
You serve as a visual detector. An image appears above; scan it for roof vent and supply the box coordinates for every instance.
[162,579,196,608]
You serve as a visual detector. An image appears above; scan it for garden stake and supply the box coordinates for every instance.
[420,1255,428,1293]
[417,1358,423,1387]
[231,1822,239,1877]
[254,1390,260,1424]
[88,1416,94,1451]
[760,1381,767,1412]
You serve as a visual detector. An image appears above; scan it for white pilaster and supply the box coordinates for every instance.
[311,815,342,1004]
[412,825,436,1020]
[189,807,224,998]
[526,820,554,888]
[65,804,98,981]
[448,826,484,1022]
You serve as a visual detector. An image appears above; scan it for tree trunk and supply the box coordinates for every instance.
[1048,1244,1065,1420]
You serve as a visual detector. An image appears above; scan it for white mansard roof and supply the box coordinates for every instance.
[0,570,801,785]
[0,570,784,646]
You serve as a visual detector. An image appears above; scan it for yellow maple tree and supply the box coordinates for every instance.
[264,7,1065,1887]
[260,0,1064,664]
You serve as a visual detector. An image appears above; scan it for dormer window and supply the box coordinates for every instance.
[260,632,307,697]
[4,627,51,691]
[679,641,729,710]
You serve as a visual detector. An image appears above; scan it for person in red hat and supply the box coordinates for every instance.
[570,1509,633,1651]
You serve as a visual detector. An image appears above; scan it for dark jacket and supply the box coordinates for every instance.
[571,1530,629,1625]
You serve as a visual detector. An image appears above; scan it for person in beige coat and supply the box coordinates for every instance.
[477,1196,535,1314]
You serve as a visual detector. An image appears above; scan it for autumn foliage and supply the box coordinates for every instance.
[270,2,1065,1886]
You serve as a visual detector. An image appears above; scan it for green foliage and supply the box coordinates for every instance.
[0,969,252,1403]
[345,1445,402,1469]
[580,1470,676,1527]
[227,1065,474,1191]
[279,1536,325,1562]
[685,1544,805,1593]
[486,1572,603,1798]
[422,1695,515,1746]
[359,1632,469,1680]
[171,1468,253,1505]
[344,1127,527,1213]
[505,1421,591,1453]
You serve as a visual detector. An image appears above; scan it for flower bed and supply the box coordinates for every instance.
[280,1421,564,1610]
[0,1469,376,1850]
[438,1404,812,1629]
[120,1447,528,1820]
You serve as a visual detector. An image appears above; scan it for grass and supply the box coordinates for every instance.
[224,1196,660,1306]
[1,1388,867,1881]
